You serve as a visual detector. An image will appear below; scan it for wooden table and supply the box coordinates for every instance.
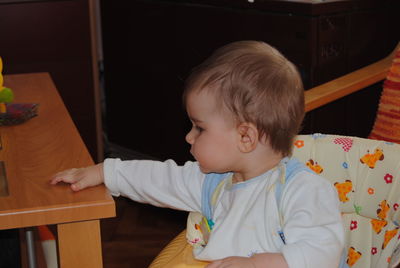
[0,73,115,267]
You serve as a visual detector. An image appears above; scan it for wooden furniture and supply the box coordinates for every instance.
[0,73,115,267]
[0,0,103,162]
[305,42,400,112]
[100,0,400,164]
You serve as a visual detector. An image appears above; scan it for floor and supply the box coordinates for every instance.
[101,197,187,268]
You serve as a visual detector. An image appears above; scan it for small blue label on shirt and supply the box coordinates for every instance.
[278,230,286,244]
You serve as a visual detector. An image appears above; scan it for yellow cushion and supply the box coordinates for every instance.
[148,230,209,268]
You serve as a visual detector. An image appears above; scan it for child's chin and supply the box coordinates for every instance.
[198,165,211,174]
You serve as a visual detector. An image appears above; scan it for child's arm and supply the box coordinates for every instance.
[277,173,345,268]
[102,158,203,210]
[50,163,104,191]
[53,158,204,212]
[206,253,288,268]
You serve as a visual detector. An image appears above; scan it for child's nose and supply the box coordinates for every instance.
[186,130,195,145]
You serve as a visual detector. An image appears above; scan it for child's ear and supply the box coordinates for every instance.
[237,123,259,153]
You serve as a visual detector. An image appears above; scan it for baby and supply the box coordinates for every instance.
[51,41,344,268]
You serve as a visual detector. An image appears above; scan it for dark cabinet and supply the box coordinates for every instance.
[0,0,102,161]
[101,0,400,164]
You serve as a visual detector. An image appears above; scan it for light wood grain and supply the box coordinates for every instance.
[58,220,103,268]
[0,73,115,229]
[305,42,400,112]
[0,73,115,267]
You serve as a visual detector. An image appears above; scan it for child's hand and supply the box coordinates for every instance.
[206,256,256,268]
[50,163,104,191]
[206,253,287,268]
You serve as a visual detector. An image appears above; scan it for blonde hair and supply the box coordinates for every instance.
[183,41,304,156]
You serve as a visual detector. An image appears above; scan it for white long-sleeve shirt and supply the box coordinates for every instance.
[103,158,344,268]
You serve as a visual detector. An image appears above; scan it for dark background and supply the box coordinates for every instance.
[100,0,400,164]
[1,0,399,165]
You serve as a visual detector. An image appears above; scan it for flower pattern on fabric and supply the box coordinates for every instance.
[384,173,393,184]
[371,247,377,255]
[350,220,358,231]
[394,203,399,211]
[294,139,304,148]
[368,188,375,195]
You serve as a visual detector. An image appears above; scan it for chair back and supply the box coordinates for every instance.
[293,134,400,268]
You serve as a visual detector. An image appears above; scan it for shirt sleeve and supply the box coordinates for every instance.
[103,158,204,212]
[280,172,345,268]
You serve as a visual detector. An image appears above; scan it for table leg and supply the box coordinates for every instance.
[57,220,103,268]
[25,228,37,268]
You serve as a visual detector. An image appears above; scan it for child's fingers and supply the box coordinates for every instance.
[205,260,222,268]
[50,164,103,191]
[70,179,90,191]
[70,183,81,191]
[50,168,80,185]
[49,172,71,185]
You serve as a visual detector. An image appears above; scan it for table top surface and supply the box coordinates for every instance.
[0,72,115,229]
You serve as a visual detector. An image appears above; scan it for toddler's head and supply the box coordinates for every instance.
[183,41,304,157]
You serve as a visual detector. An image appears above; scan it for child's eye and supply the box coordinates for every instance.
[195,126,204,132]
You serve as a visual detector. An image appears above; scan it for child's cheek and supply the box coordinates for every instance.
[191,145,207,167]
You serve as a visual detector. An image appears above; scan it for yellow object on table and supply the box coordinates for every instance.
[0,57,36,125]
[0,57,14,113]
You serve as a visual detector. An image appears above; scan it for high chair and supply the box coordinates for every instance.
[149,42,400,268]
